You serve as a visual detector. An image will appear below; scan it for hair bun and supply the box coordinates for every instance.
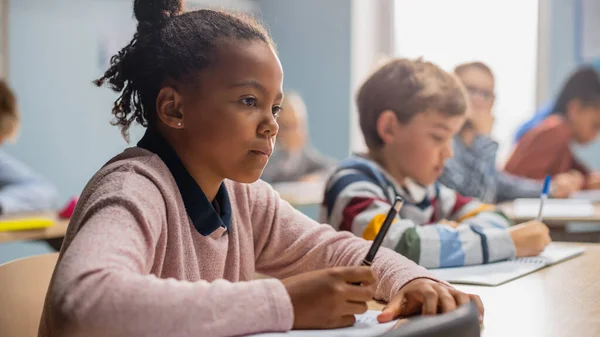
[133,0,184,25]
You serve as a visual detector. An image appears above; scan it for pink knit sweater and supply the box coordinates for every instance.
[39,147,437,337]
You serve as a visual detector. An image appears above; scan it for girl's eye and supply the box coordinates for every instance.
[241,97,257,107]
[272,106,282,117]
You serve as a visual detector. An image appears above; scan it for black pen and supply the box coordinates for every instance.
[353,196,404,285]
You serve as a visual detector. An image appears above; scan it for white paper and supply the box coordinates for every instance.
[249,310,397,337]
[513,198,595,218]
[570,190,600,202]
[429,244,585,286]
[272,181,326,205]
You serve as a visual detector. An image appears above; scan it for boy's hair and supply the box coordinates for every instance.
[0,79,19,140]
[356,58,467,149]
[454,61,495,80]
[552,66,600,115]
[94,0,274,140]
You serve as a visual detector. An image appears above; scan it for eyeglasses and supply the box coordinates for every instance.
[465,85,495,101]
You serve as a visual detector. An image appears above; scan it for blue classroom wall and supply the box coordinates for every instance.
[546,0,600,169]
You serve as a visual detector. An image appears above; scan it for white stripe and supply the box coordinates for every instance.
[457,225,484,265]
[328,180,387,230]
[417,226,441,268]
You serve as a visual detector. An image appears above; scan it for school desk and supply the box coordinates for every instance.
[370,242,600,337]
[272,180,325,206]
[498,201,600,227]
[0,213,69,244]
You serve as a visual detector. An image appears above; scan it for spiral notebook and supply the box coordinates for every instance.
[250,310,398,337]
[430,244,585,286]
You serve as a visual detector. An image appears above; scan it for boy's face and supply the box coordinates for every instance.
[383,110,466,186]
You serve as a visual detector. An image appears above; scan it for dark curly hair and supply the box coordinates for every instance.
[94,0,274,140]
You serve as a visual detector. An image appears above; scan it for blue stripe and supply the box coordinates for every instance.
[324,173,378,218]
[468,223,489,264]
[436,226,465,267]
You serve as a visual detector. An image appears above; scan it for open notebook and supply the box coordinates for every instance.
[430,244,584,286]
[512,198,595,218]
[250,310,397,337]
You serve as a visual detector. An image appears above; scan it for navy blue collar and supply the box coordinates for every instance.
[137,128,232,236]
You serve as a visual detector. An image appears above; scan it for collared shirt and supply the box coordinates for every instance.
[439,135,543,203]
[138,128,231,236]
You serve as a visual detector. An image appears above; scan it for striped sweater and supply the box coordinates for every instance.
[319,155,517,269]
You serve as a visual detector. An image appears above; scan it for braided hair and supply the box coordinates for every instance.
[94,0,273,140]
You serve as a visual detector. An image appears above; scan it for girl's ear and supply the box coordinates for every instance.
[156,86,184,129]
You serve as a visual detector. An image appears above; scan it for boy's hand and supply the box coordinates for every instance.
[378,278,484,323]
[470,109,495,135]
[508,220,551,257]
[282,267,376,329]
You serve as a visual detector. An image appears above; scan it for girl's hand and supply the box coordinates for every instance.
[377,278,484,323]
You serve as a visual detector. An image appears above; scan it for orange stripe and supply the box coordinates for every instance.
[456,204,496,223]
[362,214,397,241]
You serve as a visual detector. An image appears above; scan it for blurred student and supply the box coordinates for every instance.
[438,62,578,203]
[505,66,600,189]
[321,58,551,269]
[0,79,58,214]
[261,91,334,184]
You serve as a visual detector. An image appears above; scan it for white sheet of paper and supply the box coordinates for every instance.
[249,310,397,337]
[571,190,600,202]
[430,244,585,286]
[513,198,595,218]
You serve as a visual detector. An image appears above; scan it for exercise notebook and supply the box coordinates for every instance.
[0,217,55,232]
[430,244,584,286]
[512,198,595,218]
[250,310,397,337]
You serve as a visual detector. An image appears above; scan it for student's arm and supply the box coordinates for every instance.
[321,173,516,269]
[438,135,499,202]
[46,174,293,337]
[0,151,59,213]
[251,180,438,303]
[495,171,543,202]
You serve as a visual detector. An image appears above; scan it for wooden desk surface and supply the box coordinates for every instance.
[0,213,69,243]
[498,202,600,226]
[370,242,600,337]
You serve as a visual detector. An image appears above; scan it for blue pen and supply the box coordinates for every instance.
[537,175,551,221]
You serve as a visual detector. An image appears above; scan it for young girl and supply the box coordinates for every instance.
[38,1,482,336]
[504,66,600,189]
[438,62,579,203]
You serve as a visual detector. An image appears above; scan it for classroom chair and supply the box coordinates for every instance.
[0,253,58,337]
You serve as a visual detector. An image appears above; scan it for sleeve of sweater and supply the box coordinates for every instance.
[320,170,516,268]
[45,173,293,337]
[251,180,438,302]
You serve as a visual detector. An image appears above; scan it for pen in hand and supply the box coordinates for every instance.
[537,175,551,222]
[352,196,404,285]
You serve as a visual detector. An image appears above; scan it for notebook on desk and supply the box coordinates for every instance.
[0,217,55,232]
[513,198,595,218]
[570,190,600,202]
[430,244,585,286]
[250,310,397,337]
